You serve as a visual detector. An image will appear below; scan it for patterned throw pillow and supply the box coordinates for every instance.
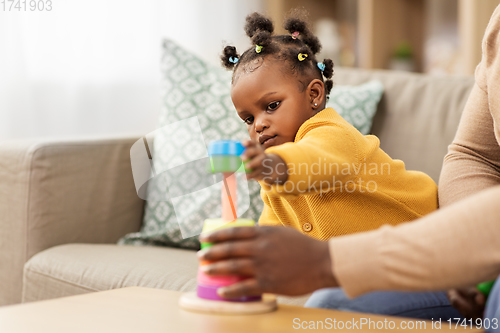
[118,39,384,249]
[327,80,384,135]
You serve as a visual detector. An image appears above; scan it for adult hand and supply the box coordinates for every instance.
[241,140,288,185]
[447,287,486,320]
[198,226,338,299]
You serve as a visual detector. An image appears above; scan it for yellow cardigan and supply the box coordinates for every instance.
[258,107,437,240]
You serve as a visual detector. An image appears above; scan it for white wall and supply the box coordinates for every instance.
[160,0,264,67]
[0,0,263,141]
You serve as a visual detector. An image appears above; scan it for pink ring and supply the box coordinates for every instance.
[197,269,246,286]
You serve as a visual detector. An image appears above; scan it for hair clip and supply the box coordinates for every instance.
[317,62,325,72]
[229,56,239,64]
[291,31,299,39]
[298,53,308,61]
[255,45,263,53]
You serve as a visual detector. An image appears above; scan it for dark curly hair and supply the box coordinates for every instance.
[221,12,334,96]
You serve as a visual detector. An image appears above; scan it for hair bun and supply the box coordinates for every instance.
[283,16,321,55]
[221,46,240,70]
[323,59,334,79]
[252,30,272,47]
[284,18,307,34]
[325,80,334,96]
[244,12,274,38]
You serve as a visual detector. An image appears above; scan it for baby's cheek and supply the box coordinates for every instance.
[247,128,258,141]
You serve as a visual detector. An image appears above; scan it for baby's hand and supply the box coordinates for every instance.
[241,140,288,185]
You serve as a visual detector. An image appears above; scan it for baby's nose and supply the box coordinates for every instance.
[254,118,269,133]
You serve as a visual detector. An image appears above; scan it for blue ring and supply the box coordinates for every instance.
[208,140,245,156]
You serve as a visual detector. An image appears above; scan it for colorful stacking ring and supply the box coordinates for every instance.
[208,140,245,157]
[208,155,243,173]
[201,218,255,234]
[197,268,246,286]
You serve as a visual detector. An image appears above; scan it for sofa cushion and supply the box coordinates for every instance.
[22,244,310,306]
[332,68,475,182]
[327,80,384,135]
[22,244,199,303]
[0,138,144,306]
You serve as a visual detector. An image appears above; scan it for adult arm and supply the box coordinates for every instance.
[439,2,500,207]
[330,185,500,297]
[438,7,500,319]
[332,5,500,297]
[438,84,500,206]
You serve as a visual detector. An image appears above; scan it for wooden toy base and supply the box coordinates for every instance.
[179,292,277,315]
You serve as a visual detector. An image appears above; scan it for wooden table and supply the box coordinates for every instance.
[0,287,481,332]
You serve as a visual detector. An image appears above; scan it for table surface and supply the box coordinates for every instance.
[0,287,481,332]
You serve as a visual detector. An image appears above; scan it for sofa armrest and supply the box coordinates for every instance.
[0,136,145,305]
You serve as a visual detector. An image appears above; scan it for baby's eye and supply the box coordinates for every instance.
[244,116,254,125]
[267,101,280,111]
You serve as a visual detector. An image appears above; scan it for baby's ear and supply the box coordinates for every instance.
[308,79,325,109]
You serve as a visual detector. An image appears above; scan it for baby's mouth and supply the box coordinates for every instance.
[259,135,277,148]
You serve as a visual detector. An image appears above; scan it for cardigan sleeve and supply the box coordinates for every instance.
[260,124,360,198]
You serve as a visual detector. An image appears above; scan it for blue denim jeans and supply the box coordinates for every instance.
[305,288,463,320]
[306,275,500,330]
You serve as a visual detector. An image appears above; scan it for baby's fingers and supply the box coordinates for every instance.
[245,153,265,171]
[241,140,263,159]
[241,146,263,162]
[241,139,257,156]
[241,139,255,148]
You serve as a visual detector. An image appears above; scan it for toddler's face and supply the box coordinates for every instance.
[231,60,317,149]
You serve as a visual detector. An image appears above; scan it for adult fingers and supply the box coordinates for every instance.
[217,278,262,299]
[448,289,472,313]
[199,226,257,243]
[460,287,485,305]
[474,292,486,306]
[198,239,255,261]
[201,258,256,277]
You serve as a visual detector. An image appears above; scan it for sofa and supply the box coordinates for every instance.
[0,67,475,308]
